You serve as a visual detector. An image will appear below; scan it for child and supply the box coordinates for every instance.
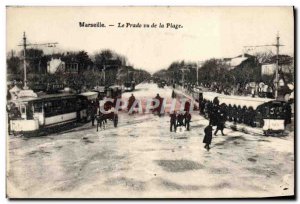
[203,125,213,151]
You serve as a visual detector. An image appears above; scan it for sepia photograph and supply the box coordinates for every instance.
[5,6,295,198]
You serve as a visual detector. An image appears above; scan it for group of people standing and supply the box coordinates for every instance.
[202,97,227,151]
[169,111,192,132]
[91,89,221,152]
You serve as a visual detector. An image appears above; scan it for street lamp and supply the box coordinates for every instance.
[102,65,106,85]
[180,67,189,90]
[196,61,204,86]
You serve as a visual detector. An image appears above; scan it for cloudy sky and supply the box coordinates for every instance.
[7,7,294,73]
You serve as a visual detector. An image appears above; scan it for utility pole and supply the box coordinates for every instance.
[194,61,203,86]
[102,65,106,85]
[22,32,28,89]
[18,32,58,90]
[180,67,189,90]
[243,33,284,100]
[275,33,280,100]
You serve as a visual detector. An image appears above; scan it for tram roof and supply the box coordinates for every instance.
[79,91,98,97]
[10,92,76,103]
[203,91,274,109]
[79,91,98,100]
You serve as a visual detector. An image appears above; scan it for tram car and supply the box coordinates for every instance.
[157,80,166,88]
[195,91,291,135]
[123,81,135,92]
[7,92,89,135]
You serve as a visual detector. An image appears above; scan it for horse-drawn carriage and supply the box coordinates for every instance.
[96,85,122,131]
[96,108,118,131]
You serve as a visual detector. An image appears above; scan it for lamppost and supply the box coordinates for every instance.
[18,32,58,90]
[102,65,106,85]
[180,67,189,90]
[22,32,28,90]
[196,61,204,86]
[243,33,284,100]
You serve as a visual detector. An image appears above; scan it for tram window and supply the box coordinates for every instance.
[64,99,71,113]
[275,107,283,119]
[26,104,34,119]
[65,98,76,113]
[33,102,43,112]
[269,107,275,116]
[44,101,52,107]
[53,100,62,114]
[20,106,26,114]
[264,107,270,118]
[61,100,68,111]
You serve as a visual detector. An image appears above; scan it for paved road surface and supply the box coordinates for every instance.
[7,83,294,198]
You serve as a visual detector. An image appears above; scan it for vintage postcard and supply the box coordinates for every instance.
[6,6,295,198]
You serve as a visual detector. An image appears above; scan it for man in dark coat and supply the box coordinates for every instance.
[284,103,292,126]
[214,109,225,136]
[90,101,97,126]
[184,101,191,113]
[171,90,176,99]
[185,111,192,131]
[203,125,213,151]
[153,93,163,116]
[214,120,225,136]
[170,111,177,132]
[128,94,136,112]
[177,112,184,127]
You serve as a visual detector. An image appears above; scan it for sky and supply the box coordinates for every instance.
[6,7,294,74]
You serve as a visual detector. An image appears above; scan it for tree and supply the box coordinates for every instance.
[93,49,114,70]
[76,50,93,72]
[254,51,274,64]
[229,56,261,86]
[24,48,44,73]
[7,56,21,74]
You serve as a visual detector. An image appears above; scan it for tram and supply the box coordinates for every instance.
[123,81,135,92]
[194,90,291,135]
[8,85,123,135]
[7,92,89,135]
[157,80,166,88]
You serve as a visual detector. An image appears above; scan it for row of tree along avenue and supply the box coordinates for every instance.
[153,52,294,100]
[7,48,151,94]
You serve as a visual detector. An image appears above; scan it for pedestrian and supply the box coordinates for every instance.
[177,111,184,127]
[128,93,136,112]
[209,104,219,126]
[284,103,292,126]
[203,125,213,151]
[170,111,177,132]
[199,100,205,115]
[184,101,191,113]
[185,111,192,131]
[153,93,161,115]
[171,90,176,98]
[91,101,97,126]
[214,108,226,136]
[6,103,12,134]
[214,116,225,136]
